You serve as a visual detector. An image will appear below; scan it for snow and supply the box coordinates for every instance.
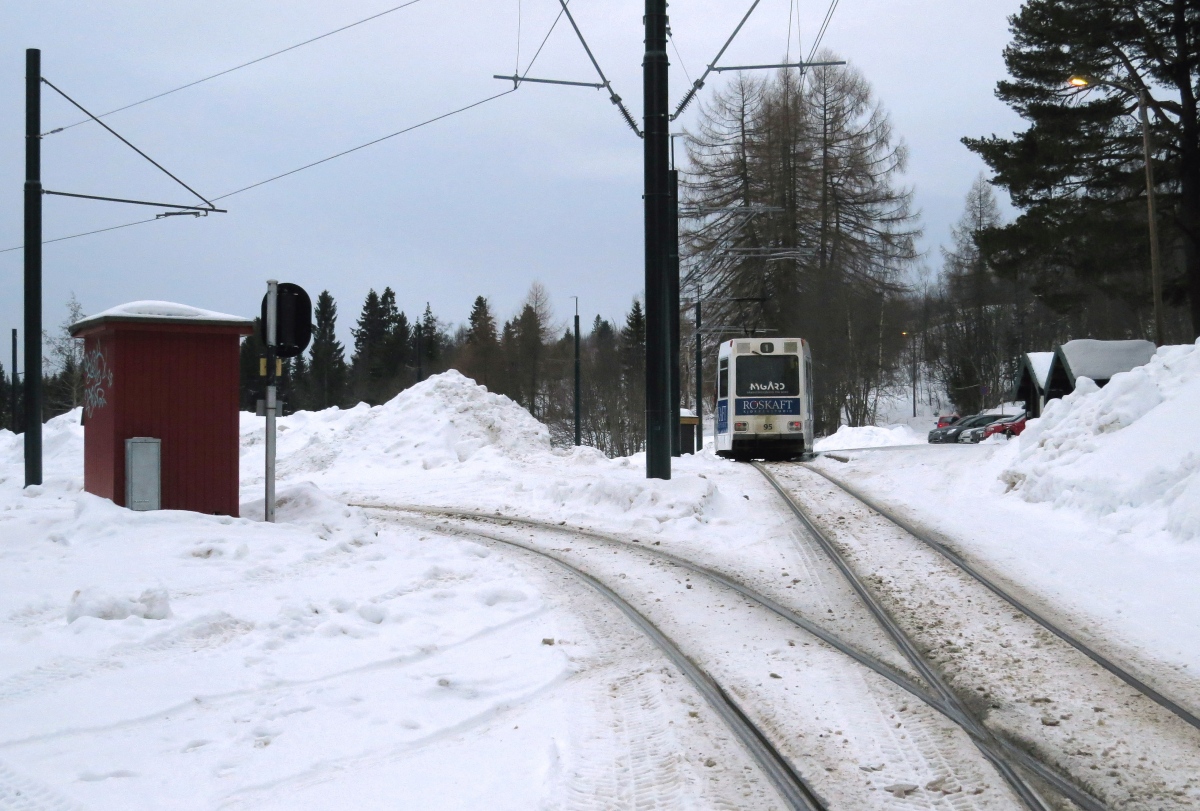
[814,424,923,452]
[5,357,1199,807]
[69,300,251,333]
[811,339,1200,684]
[1004,340,1200,541]
[1026,351,1053,389]
[1057,338,1156,383]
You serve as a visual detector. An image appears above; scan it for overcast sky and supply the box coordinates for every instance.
[1,0,1026,359]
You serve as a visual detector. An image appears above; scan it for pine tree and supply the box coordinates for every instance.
[307,290,348,409]
[964,0,1200,338]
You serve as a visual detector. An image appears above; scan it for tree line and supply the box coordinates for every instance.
[237,283,654,454]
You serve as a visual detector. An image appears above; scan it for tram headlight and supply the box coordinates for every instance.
[787,421,802,432]
[734,421,749,432]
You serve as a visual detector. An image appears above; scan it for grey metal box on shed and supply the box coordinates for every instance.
[125,438,161,511]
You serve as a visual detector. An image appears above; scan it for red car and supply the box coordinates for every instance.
[936,413,960,429]
[983,414,1027,439]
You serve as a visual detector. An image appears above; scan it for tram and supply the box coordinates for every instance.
[714,337,814,460]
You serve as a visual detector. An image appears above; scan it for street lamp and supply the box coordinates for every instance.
[1069,74,1164,346]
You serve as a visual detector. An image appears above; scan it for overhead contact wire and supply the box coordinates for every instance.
[42,0,432,136]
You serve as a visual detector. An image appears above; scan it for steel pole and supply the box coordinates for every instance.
[643,0,671,479]
[265,280,278,523]
[574,311,581,446]
[694,302,703,451]
[1139,88,1165,346]
[668,169,681,457]
[24,49,42,486]
[10,328,17,433]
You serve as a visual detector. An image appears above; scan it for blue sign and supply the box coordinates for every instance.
[735,398,801,416]
[717,400,729,433]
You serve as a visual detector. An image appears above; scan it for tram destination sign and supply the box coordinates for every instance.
[735,397,801,416]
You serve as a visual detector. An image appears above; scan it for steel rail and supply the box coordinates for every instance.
[754,464,1107,811]
[369,508,827,811]
[801,462,1200,733]
[361,503,943,709]
[358,502,1103,809]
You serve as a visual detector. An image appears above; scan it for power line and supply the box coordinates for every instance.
[1,87,517,254]
[806,0,840,63]
[0,216,161,254]
[42,0,432,137]
[41,77,218,209]
[211,89,514,202]
[669,30,694,86]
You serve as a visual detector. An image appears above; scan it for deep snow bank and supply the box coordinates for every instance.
[243,371,552,481]
[0,408,84,484]
[1002,339,1200,541]
[814,424,923,452]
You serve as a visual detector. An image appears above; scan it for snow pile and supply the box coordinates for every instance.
[246,371,553,482]
[0,408,85,491]
[815,424,923,452]
[1002,340,1200,541]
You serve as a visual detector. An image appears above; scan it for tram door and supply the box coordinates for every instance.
[716,357,729,448]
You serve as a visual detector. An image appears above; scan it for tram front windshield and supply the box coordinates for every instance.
[736,355,800,397]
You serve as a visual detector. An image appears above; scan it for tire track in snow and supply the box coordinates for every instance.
[0,614,253,706]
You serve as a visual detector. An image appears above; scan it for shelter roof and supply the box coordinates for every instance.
[1025,352,1054,390]
[1054,339,1156,384]
[70,300,253,336]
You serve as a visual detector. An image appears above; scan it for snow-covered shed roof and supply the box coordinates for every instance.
[1054,339,1156,385]
[1011,351,1054,416]
[70,300,253,335]
[1026,352,1054,390]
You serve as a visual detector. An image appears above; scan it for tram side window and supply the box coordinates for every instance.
[718,359,729,399]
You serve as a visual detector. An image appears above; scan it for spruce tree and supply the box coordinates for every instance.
[620,299,647,451]
[350,289,389,404]
[307,290,348,409]
[464,295,499,387]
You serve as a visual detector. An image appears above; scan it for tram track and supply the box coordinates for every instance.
[357,501,1102,810]
[798,460,1200,732]
[758,461,1200,810]
[362,506,828,811]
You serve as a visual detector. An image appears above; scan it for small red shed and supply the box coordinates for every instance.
[70,301,253,516]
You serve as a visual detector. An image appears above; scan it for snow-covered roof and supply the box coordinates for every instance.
[1026,352,1054,389]
[1056,339,1156,384]
[70,300,252,335]
[680,408,698,418]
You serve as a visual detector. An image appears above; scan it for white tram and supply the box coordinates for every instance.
[714,337,814,460]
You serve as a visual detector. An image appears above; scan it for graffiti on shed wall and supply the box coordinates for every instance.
[82,346,114,418]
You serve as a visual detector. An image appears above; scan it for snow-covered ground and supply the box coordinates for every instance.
[3,342,1199,808]
[813,340,1200,687]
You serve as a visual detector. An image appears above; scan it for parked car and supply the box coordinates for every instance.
[936,413,961,429]
[983,414,1027,439]
[960,413,1023,444]
[928,413,998,444]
